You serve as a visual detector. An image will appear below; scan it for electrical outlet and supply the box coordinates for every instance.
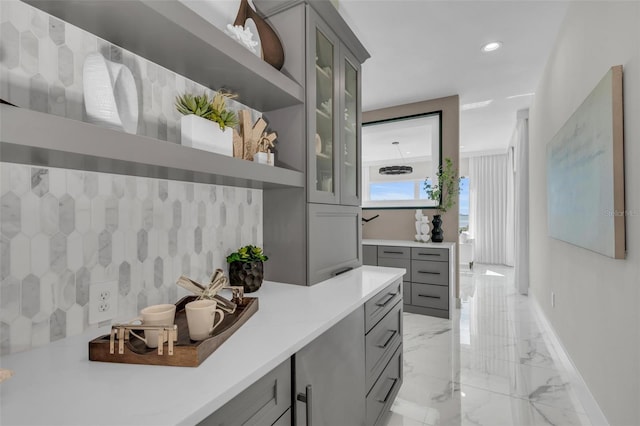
[89,281,118,324]
[551,292,556,308]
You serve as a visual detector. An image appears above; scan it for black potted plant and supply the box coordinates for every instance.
[423,158,460,243]
[226,245,268,293]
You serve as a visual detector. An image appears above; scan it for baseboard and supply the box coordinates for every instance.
[530,297,609,426]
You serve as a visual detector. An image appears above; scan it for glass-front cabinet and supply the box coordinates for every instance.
[307,9,361,206]
[340,52,360,205]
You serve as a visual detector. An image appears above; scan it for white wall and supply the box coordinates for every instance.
[529,2,640,425]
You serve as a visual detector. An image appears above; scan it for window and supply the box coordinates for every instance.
[459,176,470,232]
[362,113,441,209]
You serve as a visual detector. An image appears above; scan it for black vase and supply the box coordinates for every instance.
[228,261,264,293]
[431,214,444,243]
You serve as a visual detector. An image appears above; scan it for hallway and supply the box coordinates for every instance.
[385,265,591,426]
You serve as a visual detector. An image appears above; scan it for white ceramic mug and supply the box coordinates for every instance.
[129,304,176,348]
[186,300,225,341]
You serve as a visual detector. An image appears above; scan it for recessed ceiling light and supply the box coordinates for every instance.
[481,41,502,52]
[461,100,493,111]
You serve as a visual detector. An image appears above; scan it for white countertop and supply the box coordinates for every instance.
[0,266,404,426]
[363,239,457,249]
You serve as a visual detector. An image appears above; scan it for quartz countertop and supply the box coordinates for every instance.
[0,266,404,426]
[363,239,457,249]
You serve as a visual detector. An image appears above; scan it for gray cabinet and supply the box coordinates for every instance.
[258,1,369,286]
[200,358,291,426]
[365,244,452,319]
[363,245,378,266]
[364,279,403,426]
[307,204,362,284]
[307,7,362,206]
[294,306,366,426]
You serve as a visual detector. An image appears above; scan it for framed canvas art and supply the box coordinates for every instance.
[546,65,625,259]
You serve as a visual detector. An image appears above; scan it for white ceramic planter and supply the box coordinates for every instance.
[180,114,233,157]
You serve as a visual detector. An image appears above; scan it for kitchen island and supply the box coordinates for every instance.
[0,266,404,426]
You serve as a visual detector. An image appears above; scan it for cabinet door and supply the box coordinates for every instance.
[339,47,361,206]
[307,203,362,285]
[307,8,340,204]
[295,306,366,426]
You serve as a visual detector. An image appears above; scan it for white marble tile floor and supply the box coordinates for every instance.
[383,264,592,426]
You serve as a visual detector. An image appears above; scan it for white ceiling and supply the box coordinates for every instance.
[337,0,570,156]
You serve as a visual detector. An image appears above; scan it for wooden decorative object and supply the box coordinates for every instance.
[88,295,258,367]
[233,0,285,70]
[0,369,14,383]
[233,110,277,161]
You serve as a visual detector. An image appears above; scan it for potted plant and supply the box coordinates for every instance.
[226,245,268,293]
[423,157,460,242]
[176,91,239,156]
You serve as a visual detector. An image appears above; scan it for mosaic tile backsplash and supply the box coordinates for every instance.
[0,0,259,142]
[0,162,263,354]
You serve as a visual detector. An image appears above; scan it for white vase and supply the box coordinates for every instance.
[180,115,233,157]
[415,209,423,220]
[83,52,139,134]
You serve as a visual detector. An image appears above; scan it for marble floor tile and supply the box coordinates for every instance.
[383,264,590,426]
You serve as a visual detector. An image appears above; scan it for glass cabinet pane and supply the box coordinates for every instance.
[343,60,358,201]
[315,29,334,194]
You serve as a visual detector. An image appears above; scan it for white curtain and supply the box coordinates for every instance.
[512,109,530,295]
[469,154,514,265]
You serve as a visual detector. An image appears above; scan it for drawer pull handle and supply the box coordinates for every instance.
[376,377,398,403]
[418,253,439,256]
[296,385,313,426]
[377,329,398,349]
[376,292,398,307]
[383,251,404,254]
[417,270,440,275]
[418,294,440,299]
[332,267,353,276]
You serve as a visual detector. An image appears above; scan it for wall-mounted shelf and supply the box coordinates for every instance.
[24,0,304,112]
[0,105,304,190]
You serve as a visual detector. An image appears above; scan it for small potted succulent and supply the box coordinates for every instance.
[226,245,268,293]
[176,91,239,156]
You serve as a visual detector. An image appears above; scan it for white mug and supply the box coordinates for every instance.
[186,300,225,341]
[128,304,176,348]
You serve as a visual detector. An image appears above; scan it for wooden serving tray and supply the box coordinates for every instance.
[89,295,258,367]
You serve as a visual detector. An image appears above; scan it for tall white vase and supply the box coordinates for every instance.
[83,53,138,134]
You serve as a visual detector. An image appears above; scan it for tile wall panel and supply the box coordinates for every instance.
[0,0,260,142]
[0,162,263,354]
[0,1,268,355]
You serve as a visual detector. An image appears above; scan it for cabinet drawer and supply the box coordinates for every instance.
[366,345,403,426]
[365,301,402,392]
[272,408,291,426]
[363,245,378,266]
[411,260,449,285]
[403,282,411,305]
[377,257,410,280]
[377,246,410,259]
[365,279,402,333]
[200,358,291,426]
[411,247,448,262]
[411,283,449,310]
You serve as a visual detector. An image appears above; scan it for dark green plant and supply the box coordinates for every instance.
[175,90,239,130]
[423,157,460,213]
[226,245,268,263]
